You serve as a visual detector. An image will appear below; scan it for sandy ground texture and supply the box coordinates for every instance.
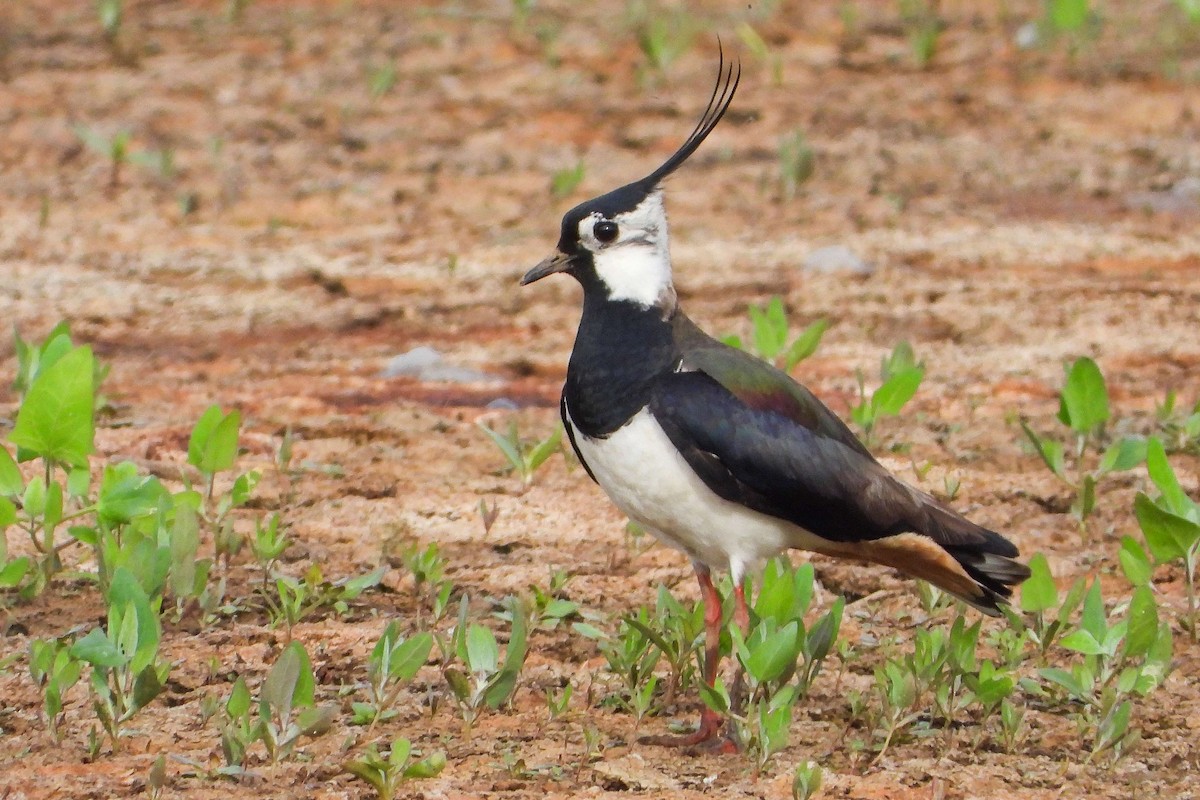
[3,1,1200,798]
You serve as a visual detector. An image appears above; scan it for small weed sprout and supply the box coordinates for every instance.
[478,420,563,488]
[722,297,828,372]
[404,541,454,623]
[28,638,83,742]
[1020,357,1146,528]
[443,596,529,727]
[778,130,816,200]
[792,760,823,800]
[851,342,925,447]
[353,623,433,729]
[899,0,942,68]
[551,161,585,198]
[68,568,171,752]
[257,641,335,764]
[1132,437,1200,639]
[736,22,782,85]
[1155,390,1200,454]
[344,738,446,800]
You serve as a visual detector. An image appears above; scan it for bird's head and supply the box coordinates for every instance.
[522,49,741,312]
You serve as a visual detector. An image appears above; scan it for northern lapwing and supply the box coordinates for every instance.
[521,50,1029,749]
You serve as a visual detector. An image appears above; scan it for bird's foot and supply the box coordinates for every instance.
[640,713,740,754]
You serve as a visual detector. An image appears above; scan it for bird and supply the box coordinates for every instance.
[520,49,1030,750]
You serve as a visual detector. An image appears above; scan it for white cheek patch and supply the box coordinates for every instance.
[578,192,673,307]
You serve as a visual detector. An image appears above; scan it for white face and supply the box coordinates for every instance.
[576,190,674,308]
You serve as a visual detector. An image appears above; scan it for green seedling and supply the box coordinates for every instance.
[512,569,579,631]
[257,641,334,763]
[792,760,823,800]
[899,0,941,68]
[1038,581,1172,763]
[368,60,397,99]
[69,568,171,751]
[403,541,454,623]
[74,125,131,188]
[1133,437,1200,639]
[551,161,585,198]
[777,129,815,201]
[1155,390,1200,454]
[443,596,529,727]
[631,6,696,82]
[264,563,385,639]
[251,512,290,585]
[736,22,782,85]
[546,682,573,720]
[28,638,83,742]
[217,676,256,772]
[1015,552,1086,659]
[851,341,924,447]
[1176,0,1200,23]
[478,420,563,487]
[353,623,433,729]
[147,754,167,800]
[1020,357,1145,527]
[622,585,702,704]
[722,298,828,372]
[187,404,260,564]
[344,738,446,800]
[577,609,661,714]
[478,498,500,536]
[865,658,920,763]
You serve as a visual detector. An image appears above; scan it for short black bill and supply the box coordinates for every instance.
[520,251,574,285]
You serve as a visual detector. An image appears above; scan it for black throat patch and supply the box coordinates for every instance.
[563,296,679,438]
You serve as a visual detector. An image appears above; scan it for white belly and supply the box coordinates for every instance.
[568,407,825,582]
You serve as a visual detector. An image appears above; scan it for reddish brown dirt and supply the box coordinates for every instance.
[2,1,1200,798]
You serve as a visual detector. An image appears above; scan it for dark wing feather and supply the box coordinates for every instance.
[650,370,1019,558]
[561,393,598,485]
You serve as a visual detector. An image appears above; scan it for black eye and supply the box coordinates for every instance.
[593,220,619,243]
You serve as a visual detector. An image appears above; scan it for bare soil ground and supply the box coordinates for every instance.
[3,1,1200,798]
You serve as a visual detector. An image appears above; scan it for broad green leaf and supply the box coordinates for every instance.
[1144,438,1193,518]
[389,737,412,769]
[10,346,95,467]
[1020,553,1057,614]
[485,600,529,709]
[0,446,22,496]
[22,477,45,517]
[201,411,241,474]
[1135,492,1200,563]
[1039,666,1085,698]
[341,566,386,599]
[169,503,200,599]
[1098,436,1146,475]
[1124,586,1158,659]
[70,628,125,668]
[465,624,498,675]
[872,367,924,417]
[263,641,315,719]
[403,750,446,779]
[1020,421,1066,480]
[1078,580,1107,643]
[745,620,800,683]
[805,597,844,663]
[187,405,223,469]
[0,557,29,587]
[478,423,522,472]
[525,426,563,473]
[66,466,90,498]
[131,663,165,713]
[227,676,251,718]
[0,497,15,530]
[1118,536,1153,588]
[97,462,163,526]
[784,318,829,371]
[1057,357,1108,435]
[108,568,159,675]
[1049,0,1090,31]
[698,676,730,715]
[389,631,433,682]
[1059,629,1105,655]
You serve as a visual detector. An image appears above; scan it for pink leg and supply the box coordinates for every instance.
[641,565,735,751]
